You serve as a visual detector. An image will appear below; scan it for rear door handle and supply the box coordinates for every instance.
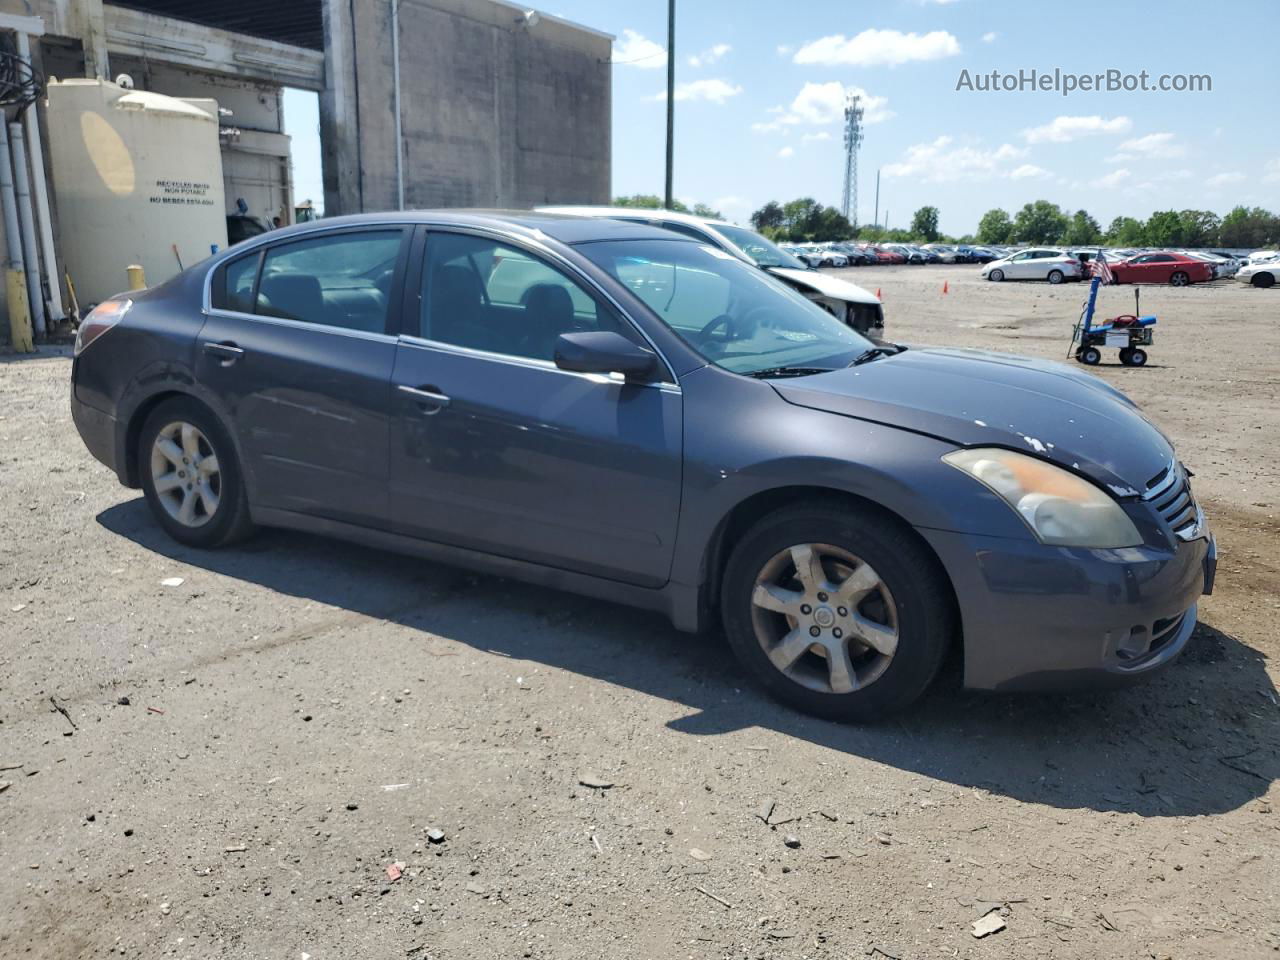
[203,341,244,365]
[398,384,450,413]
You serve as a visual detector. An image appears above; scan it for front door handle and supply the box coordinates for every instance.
[398,384,451,413]
[203,341,244,366]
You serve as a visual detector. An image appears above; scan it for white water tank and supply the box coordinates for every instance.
[45,78,228,304]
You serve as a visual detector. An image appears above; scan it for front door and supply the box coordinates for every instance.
[198,226,409,525]
[388,230,683,588]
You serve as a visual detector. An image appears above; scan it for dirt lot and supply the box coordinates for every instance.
[2,265,1277,960]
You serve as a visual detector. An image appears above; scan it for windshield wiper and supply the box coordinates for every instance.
[849,343,908,366]
[747,366,833,379]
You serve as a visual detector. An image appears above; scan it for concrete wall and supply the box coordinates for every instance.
[321,0,611,215]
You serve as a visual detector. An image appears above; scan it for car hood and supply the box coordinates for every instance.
[766,266,879,304]
[772,347,1174,494]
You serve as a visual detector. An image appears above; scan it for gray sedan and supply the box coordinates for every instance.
[70,211,1215,720]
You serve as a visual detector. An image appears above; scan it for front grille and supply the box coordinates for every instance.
[1143,462,1201,541]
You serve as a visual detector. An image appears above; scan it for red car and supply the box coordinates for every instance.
[862,244,906,265]
[1109,252,1214,286]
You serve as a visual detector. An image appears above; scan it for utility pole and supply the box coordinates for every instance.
[663,0,675,209]
[873,168,880,229]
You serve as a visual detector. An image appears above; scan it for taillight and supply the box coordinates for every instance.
[74,299,132,356]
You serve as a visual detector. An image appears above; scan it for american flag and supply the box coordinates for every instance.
[1090,250,1114,284]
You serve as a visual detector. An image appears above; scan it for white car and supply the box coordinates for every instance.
[1180,251,1240,279]
[1235,261,1278,288]
[1245,249,1279,265]
[981,248,1084,284]
[537,205,885,337]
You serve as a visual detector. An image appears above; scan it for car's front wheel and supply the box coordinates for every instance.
[138,397,255,548]
[988,268,1004,282]
[721,502,954,722]
[1251,272,1275,288]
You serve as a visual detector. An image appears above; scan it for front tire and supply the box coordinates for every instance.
[720,502,955,722]
[988,268,1004,282]
[138,397,255,548]
[1078,346,1102,365]
[1252,272,1275,288]
[1122,347,1148,367]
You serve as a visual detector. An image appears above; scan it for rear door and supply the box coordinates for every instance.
[199,226,409,525]
[388,229,683,587]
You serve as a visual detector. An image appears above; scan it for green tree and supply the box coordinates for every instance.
[1218,206,1280,248]
[1177,210,1221,247]
[910,206,940,242]
[1144,210,1185,248]
[1062,210,1102,246]
[750,201,784,233]
[1105,216,1146,246]
[611,195,723,219]
[976,208,1013,244]
[1011,200,1068,245]
[691,202,725,220]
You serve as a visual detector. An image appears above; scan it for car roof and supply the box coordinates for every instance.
[259,209,682,246]
[536,204,737,231]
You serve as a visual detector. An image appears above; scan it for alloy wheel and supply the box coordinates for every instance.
[749,542,899,695]
[149,421,221,528]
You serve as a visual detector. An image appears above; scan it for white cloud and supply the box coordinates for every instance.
[752,81,893,133]
[981,31,997,43]
[882,136,1028,182]
[1107,132,1185,162]
[651,78,743,104]
[1010,164,1050,180]
[778,146,795,158]
[1022,115,1132,144]
[776,44,793,56]
[1095,168,1130,189]
[793,29,961,67]
[688,43,730,67]
[1206,171,1245,187]
[614,29,666,69]
[802,131,832,142]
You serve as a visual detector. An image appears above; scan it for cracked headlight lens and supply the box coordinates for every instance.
[944,447,1142,548]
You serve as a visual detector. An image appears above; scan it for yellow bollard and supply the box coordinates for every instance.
[6,267,34,353]
[126,264,146,291]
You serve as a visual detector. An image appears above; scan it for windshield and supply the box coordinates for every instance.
[578,239,872,376]
[710,223,809,270]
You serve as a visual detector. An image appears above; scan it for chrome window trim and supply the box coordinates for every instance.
[396,333,681,395]
[202,307,400,345]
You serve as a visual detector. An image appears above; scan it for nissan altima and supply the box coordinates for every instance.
[70,212,1215,721]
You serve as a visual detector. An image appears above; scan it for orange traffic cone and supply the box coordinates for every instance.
[875,287,882,300]
[942,280,949,294]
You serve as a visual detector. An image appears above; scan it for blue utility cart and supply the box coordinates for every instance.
[1070,274,1156,367]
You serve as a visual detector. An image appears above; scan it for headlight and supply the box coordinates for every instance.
[943,447,1142,548]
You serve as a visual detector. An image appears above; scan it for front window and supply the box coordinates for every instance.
[711,224,810,270]
[579,239,872,376]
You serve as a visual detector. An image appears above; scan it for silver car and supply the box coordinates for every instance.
[982,249,1083,284]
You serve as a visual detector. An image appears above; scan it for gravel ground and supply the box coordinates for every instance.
[1,265,1277,960]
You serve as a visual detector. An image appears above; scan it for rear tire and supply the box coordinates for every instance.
[1169,271,1190,287]
[720,501,955,722]
[1047,269,1064,284]
[1078,346,1102,365]
[1123,347,1148,367]
[138,397,255,548]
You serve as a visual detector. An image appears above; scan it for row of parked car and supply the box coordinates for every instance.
[779,242,1002,268]
[977,247,1279,287]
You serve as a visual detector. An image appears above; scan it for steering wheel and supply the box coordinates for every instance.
[694,306,774,347]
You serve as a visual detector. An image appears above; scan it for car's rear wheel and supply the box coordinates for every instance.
[721,502,954,721]
[1169,271,1190,287]
[1252,272,1275,288]
[988,268,1004,282]
[1047,269,1064,284]
[139,397,255,548]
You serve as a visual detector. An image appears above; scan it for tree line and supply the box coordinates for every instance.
[616,193,1280,250]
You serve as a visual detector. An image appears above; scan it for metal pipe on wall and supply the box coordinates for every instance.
[16,31,63,323]
[8,121,46,337]
[390,0,404,211]
[0,122,23,266]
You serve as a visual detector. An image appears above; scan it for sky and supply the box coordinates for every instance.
[283,0,1277,236]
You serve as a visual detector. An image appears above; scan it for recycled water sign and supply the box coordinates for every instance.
[150,179,217,207]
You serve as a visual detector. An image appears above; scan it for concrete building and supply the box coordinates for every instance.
[0,0,612,341]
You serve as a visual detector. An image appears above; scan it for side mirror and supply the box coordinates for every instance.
[554,331,659,382]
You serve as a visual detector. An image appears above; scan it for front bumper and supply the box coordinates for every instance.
[920,525,1215,692]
